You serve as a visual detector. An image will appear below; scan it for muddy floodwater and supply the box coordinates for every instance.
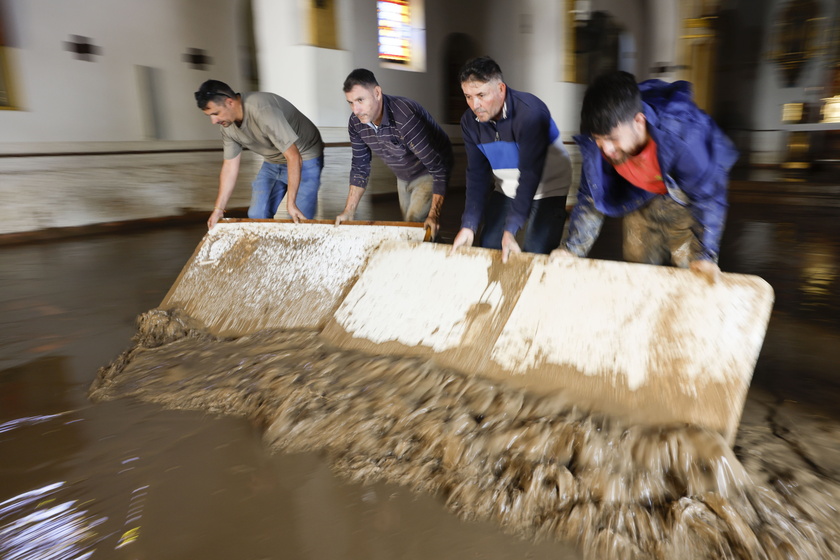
[3,187,840,560]
[84,308,839,560]
[0,228,581,560]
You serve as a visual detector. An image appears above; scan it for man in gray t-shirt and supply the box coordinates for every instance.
[195,79,324,228]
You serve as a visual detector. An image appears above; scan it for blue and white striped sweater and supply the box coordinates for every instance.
[461,88,571,234]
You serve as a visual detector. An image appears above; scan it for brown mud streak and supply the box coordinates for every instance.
[89,308,840,560]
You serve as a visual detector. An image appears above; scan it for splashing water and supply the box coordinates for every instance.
[88,309,840,560]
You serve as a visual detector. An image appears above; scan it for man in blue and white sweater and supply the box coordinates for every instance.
[450,56,572,262]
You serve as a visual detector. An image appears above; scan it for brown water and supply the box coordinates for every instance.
[86,308,840,560]
[0,229,581,560]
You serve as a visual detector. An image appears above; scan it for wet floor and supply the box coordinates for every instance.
[2,182,840,559]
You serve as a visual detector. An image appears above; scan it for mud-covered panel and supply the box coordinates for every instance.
[321,243,774,442]
[161,222,425,335]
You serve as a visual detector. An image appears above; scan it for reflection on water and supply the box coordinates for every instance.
[0,359,582,560]
[0,482,107,560]
[0,412,73,434]
[719,209,840,329]
[114,485,147,550]
[799,238,838,311]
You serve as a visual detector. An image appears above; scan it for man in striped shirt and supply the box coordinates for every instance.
[336,69,453,237]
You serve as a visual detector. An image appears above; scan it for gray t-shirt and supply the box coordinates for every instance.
[221,92,323,164]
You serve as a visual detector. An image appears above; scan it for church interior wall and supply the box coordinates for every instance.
[0,0,244,144]
[2,0,825,236]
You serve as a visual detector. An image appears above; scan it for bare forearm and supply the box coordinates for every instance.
[335,185,366,225]
[216,159,239,208]
[342,185,366,215]
[215,157,241,210]
[427,194,444,220]
[208,156,241,228]
[284,148,303,205]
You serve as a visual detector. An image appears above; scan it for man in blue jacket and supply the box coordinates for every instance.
[553,71,738,281]
[450,57,572,262]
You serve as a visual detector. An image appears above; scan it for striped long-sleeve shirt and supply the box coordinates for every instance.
[348,94,453,196]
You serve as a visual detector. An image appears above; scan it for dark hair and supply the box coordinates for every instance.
[458,56,504,84]
[194,79,237,109]
[580,71,642,135]
[343,68,379,92]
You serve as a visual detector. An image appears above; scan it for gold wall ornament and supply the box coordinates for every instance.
[309,0,338,49]
[0,46,12,109]
[0,4,18,109]
[768,0,824,87]
[822,95,840,123]
[782,101,805,123]
[563,0,577,82]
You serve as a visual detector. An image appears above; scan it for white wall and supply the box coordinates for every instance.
[0,0,250,235]
[0,0,665,145]
[475,0,650,137]
[5,0,790,148]
[5,0,774,235]
[0,0,245,144]
[501,0,586,136]
[645,0,676,78]
[253,0,490,130]
[0,0,651,235]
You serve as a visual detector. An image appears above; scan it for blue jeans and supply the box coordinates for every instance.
[479,191,567,254]
[248,156,323,219]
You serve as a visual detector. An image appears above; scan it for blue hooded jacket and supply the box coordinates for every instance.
[564,79,739,262]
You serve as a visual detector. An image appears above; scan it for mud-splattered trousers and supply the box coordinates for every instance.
[622,195,699,267]
[562,79,739,265]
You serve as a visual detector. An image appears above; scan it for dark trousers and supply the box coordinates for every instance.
[479,191,567,254]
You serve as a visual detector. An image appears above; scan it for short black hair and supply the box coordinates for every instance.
[194,79,237,109]
[458,56,504,84]
[580,71,642,136]
[343,68,379,92]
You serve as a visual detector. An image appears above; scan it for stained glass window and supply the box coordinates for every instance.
[378,0,411,64]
